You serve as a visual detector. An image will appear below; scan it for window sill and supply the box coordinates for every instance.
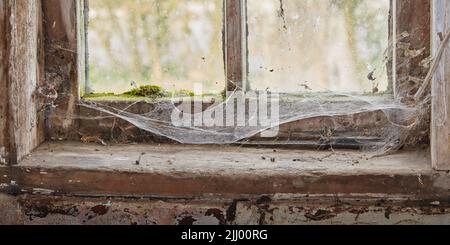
[0,142,448,198]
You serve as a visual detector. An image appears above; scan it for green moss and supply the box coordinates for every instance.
[82,93,145,101]
[221,88,228,100]
[123,85,168,99]
[82,92,116,98]
[171,89,195,97]
[82,86,223,102]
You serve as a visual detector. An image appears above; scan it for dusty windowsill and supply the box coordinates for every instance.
[0,142,448,198]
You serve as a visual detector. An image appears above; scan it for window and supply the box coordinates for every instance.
[87,0,225,95]
[76,0,431,154]
[86,0,393,96]
[247,0,392,93]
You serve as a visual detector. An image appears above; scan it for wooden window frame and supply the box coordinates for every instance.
[81,0,409,96]
[431,0,450,170]
[82,0,247,95]
[229,0,396,95]
[0,0,450,170]
[225,0,247,92]
[0,0,438,166]
[75,0,432,147]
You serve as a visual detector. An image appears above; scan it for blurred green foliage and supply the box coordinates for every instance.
[88,0,225,94]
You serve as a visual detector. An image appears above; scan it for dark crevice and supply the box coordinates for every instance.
[278,0,287,30]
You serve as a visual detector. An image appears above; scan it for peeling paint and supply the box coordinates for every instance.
[205,208,226,225]
[0,194,448,225]
[86,204,110,220]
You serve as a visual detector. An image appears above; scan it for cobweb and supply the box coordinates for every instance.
[43,29,448,156]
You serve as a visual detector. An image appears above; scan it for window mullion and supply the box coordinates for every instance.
[225,0,247,92]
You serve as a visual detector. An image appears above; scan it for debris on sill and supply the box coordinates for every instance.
[0,181,21,196]
[80,135,107,146]
[430,201,441,206]
[135,152,145,166]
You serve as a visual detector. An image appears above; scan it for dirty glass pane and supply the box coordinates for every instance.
[247,0,392,93]
[88,0,225,95]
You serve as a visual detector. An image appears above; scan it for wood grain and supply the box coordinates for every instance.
[3,142,438,197]
[395,0,431,97]
[225,0,246,92]
[431,0,450,170]
[0,0,9,163]
[42,0,80,141]
[6,0,45,164]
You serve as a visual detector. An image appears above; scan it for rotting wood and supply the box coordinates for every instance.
[431,0,450,170]
[37,0,46,146]
[414,31,450,100]
[0,142,442,197]
[6,0,45,164]
[0,166,440,198]
[0,194,448,225]
[394,0,431,97]
[42,0,80,141]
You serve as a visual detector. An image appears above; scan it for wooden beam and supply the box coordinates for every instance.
[431,0,450,170]
[0,142,441,197]
[225,0,246,92]
[0,0,9,164]
[5,0,45,164]
[80,0,90,96]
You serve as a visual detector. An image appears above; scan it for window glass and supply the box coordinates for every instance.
[88,0,225,94]
[247,0,392,93]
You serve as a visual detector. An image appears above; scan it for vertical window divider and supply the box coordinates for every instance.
[225,0,247,92]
